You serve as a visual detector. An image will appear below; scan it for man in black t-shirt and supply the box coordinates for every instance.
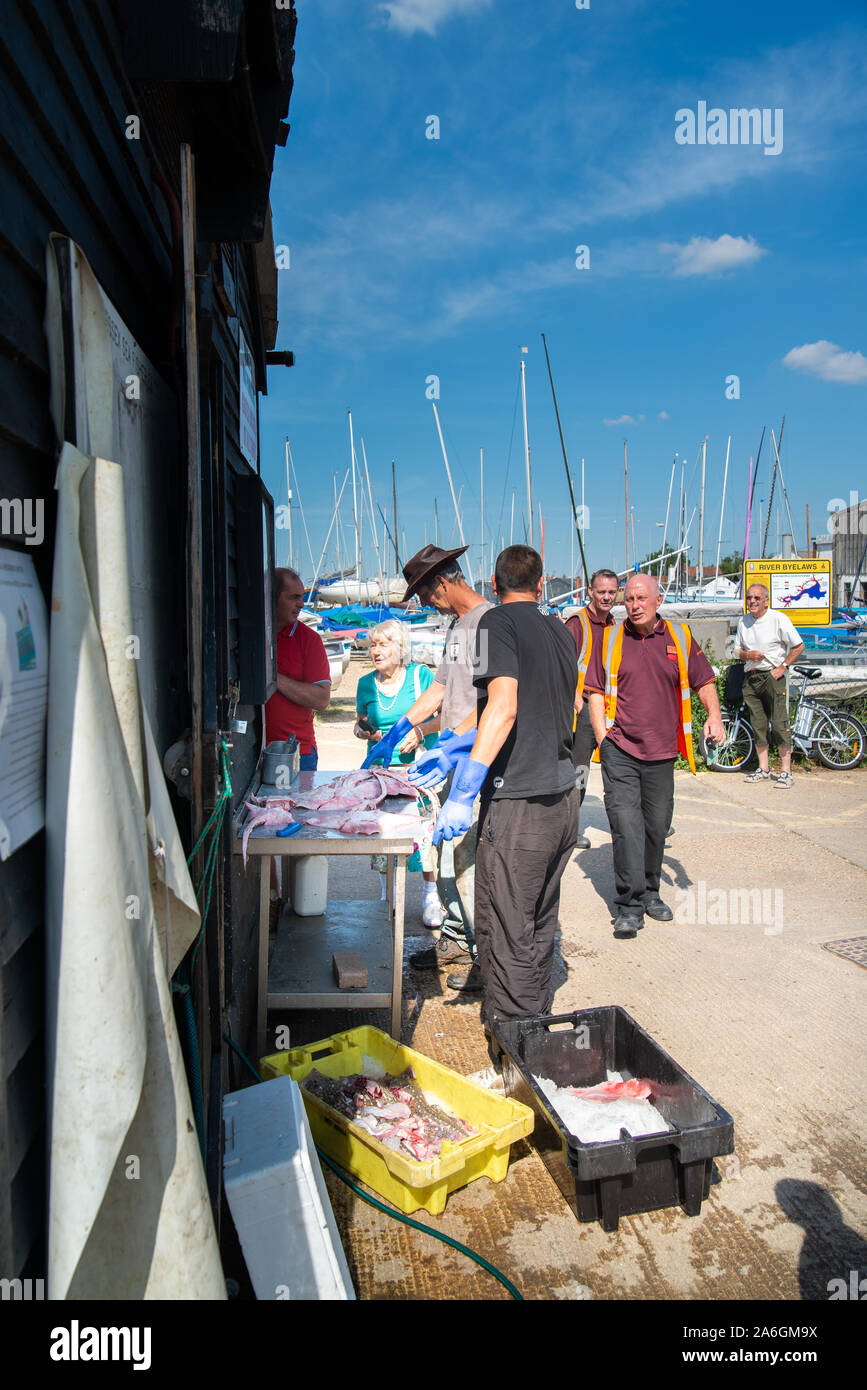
[431,546,579,1044]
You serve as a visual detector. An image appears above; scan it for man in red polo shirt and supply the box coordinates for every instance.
[265,568,331,769]
[584,572,723,938]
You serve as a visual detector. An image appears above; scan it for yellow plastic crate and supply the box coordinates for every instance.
[260,1025,534,1216]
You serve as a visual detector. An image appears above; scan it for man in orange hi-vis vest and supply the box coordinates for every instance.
[584,572,724,939]
[564,569,619,849]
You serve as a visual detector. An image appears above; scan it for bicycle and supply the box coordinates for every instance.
[699,664,867,772]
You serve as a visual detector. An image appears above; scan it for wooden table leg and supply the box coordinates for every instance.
[390,854,406,1040]
[385,850,394,908]
[257,855,271,1061]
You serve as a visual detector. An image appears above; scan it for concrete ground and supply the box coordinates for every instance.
[279,656,867,1301]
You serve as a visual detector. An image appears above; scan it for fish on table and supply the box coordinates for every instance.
[240,768,439,862]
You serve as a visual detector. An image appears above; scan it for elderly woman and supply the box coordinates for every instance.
[354,620,442,923]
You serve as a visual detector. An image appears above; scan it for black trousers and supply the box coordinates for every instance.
[599,739,674,913]
[474,787,579,1022]
[571,701,597,810]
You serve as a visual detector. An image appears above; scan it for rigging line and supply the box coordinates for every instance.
[496,376,522,538]
[287,440,316,576]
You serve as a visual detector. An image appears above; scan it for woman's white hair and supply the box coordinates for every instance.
[368,618,411,666]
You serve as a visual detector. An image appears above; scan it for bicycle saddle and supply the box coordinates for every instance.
[792,665,822,679]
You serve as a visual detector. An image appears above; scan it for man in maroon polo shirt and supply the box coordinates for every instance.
[264,568,331,770]
[564,568,619,849]
[584,573,724,938]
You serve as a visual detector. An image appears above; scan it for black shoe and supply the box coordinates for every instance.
[575,834,591,850]
[409,935,473,970]
[613,911,644,938]
[446,962,483,992]
[643,896,673,922]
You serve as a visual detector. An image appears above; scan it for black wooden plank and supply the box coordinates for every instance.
[0,838,43,970]
[0,350,53,455]
[5,1045,41,1175]
[10,1128,43,1272]
[0,23,168,301]
[23,0,169,257]
[0,137,62,276]
[0,246,49,370]
[2,931,41,1076]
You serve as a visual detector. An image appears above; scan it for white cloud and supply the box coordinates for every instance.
[663,234,767,277]
[782,340,867,385]
[377,0,494,36]
[603,414,637,427]
[658,410,669,420]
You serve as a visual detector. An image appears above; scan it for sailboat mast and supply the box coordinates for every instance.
[432,402,473,586]
[391,459,400,571]
[333,473,342,576]
[660,457,675,583]
[347,410,360,575]
[623,440,629,570]
[510,491,515,546]
[434,496,439,547]
[676,459,685,592]
[697,436,707,593]
[714,435,731,586]
[520,349,534,547]
[540,332,589,588]
[361,438,385,602]
[581,456,585,585]
[480,447,485,584]
[284,437,294,570]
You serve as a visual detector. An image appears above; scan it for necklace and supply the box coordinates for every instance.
[375,668,405,711]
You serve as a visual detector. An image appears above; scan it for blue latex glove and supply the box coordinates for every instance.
[408,727,476,789]
[362,714,414,768]
[276,821,303,838]
[432,757,489,845]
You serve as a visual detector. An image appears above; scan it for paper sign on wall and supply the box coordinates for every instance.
[0,548,48,858]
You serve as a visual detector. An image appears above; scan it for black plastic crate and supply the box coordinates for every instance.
[494,1007,734,1232]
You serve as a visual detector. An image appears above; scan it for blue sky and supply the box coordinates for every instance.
[260,0,867,585]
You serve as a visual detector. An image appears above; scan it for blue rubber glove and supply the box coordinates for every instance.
[362,714,414,768]
[408,727,476,789]
[432,757,489,845]
[276,821,303,838]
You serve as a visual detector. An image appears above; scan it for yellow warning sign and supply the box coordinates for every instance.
[743,559,832,627]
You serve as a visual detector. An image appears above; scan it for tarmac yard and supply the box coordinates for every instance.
[283,666,867,1302]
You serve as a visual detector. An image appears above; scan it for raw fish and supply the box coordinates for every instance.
[569,1078,653,1102]
[302,1066,476,1162]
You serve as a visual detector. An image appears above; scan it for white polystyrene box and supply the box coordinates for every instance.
[223,1075,355,1300]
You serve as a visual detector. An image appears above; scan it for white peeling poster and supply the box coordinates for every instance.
[0,548,48,858]
[239,325,259,468]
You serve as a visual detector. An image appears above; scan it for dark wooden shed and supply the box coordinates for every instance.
[0,0,297,1281]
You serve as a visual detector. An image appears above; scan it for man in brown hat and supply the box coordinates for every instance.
[366,544,491,990]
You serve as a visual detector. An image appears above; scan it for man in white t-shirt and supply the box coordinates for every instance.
[735,584,805,787]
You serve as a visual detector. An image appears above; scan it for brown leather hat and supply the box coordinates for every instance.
[401,543,468,602]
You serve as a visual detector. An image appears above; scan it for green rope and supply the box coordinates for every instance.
[220,1033,524,1302]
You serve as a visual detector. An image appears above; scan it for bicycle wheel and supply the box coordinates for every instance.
[814,712,865,770]
[699,710,755,772]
